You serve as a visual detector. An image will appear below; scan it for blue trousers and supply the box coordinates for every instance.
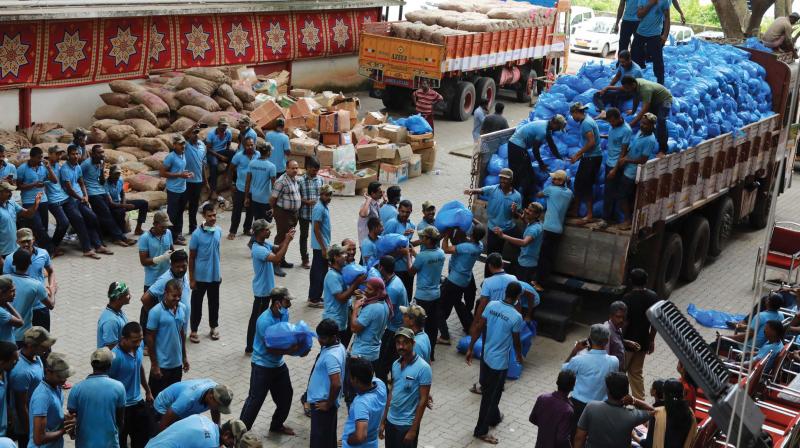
[65,198,102,252]
[47,200,71,248]
[239,363,293,430]
[88,194,125,241]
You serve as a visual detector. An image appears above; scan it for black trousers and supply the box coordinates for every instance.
[310,407,338,448]
[439,278,476,340]
[166,191,187,238]
[603,171,623,222]
[21,202,53,253]
[507,142,536,206]
[417,299,440,362]
[246,296,269,352]
[239,363,293,430]
[486,232,504,257]
[377,329,398,383]
[119,400,151,448]
[185,182,203,233]
[251,201,272,222]
[149,366,182,398]
[46,201,70,249]
[592,90,634,112]
[570,397,588,436]
[65,198,102,252]
[308,249,327,301]
[618,19,638,52]
[111,200,148,234]
[396,271,414,304]
[632,33,665,85]
[536,230,562,284]
[32,308,50,331]
[474,360,507,437]
[385,421,418,448]
[190,281,220,332]
[299,218,311,264]
[89,195,126,241]
[230,189,253,235]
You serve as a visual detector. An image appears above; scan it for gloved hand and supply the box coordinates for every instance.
[152,250,174,265]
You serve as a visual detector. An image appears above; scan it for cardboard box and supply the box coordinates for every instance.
[316,146,334,167]
[289,127,307,140]
[319,169,356,196]
[356,143,379,162]
[377,144,397,160]
[363,111,386,126]
[354,168,378,190]
[371,136,390,145]
[318,110,351,133]
[305,111,321,130]
[250,99,286,130]
[351,125,368,146]
[416,146,436,173]
[379,124,407,143]
[333,98,360,127]
[409,140,435,151]
[407,132,433,142]
[321,132,352,147]
[384,144,413,165]
[307,129,320,141]
[287,154,306,168]
[363,125,381,139]
[288,97,321,119]
[357,160,381,172]
[289,138,317,156]
[407,154,422,178]
[290,88,314,98]
[379,162,408,185]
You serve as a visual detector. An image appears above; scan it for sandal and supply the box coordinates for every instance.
[210,328,220,340]
[227,234,236,240]
[469,383,482,395]
[189,333,200,343]
[476,435,499,444]
[83,251,101,260]
[96,246,114,255]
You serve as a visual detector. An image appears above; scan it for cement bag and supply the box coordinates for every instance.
[232,84,256,103]
[109,80,144,94]
[106,124,137,142]
[434,200,473,233]
[130,90,170,116]
[167,117,196,133]
[88,128,108,144]
[126,190,167,209]
[104,149,136,164]
[125,173,164,191]
[100,92,130,108]
[175,88,221,112]
[138,137,170,154]
[142,152,169,170]
[119,160,149,174]
[0,130,30,153]
[213,95,232,109]
[95,105,127,121]
[376,233,409,257]
[177,75,218,97]
[123,105,159,126]
[91,119,120,131]
[177,105,207,122]
[145,87,180,112]
[264,321,315,356]
[121,119,160,138]
[117,135,140,148]
[116,147,150,160]
[186,67,230,86]
[198,111,245,127]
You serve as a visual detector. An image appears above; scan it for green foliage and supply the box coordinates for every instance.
[572,0,720,27]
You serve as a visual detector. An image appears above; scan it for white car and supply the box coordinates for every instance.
[570,6,595,35]
[571,17,619,58]
[695,30,724,41]
[666,25,694,46]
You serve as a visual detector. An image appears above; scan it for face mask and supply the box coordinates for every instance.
[202,225,215,232]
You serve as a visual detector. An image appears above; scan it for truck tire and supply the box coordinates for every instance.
[450,81,476,121]
[749,188,772,230]
[517,68,536,103]
[680,215,710,282]
[655,233,683,299]
[475,77,496,110]
[708,197,734,257]
[381,85,404,110]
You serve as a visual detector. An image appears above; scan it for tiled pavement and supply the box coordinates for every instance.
[50,95,800,447]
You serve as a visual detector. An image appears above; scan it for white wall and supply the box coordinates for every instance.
[0,83,108,131]
[291,56,367,91]
[0,90,20,130]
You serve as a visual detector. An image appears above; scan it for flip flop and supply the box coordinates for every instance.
[96,247,114,255]
[210,329,220,340]
[476,435,499,445]
[436,337,451,346]
[83,252,101,260]
[227,234,236,240]
[189,333,200,343]
[469,383,482,395]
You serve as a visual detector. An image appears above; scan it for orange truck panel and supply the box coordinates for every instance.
[358,33,446,85]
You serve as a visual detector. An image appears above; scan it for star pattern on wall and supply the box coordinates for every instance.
[265,22,287,55]
[300,20,320,51]
[184,24,211,60]
[149,24,166,62]
[0,33,30,78]
[54,30,87,72]
[332,18,350,49]
[108,26,137,66]
[227,23,250,57]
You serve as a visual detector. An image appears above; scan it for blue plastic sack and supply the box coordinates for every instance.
[497,143,508,158]
[404,114,433,135]
[376,233,409,257]
[434,200,474,233]
[342,263,367,285]
[687,304,746,329]
[487,154,507,176]
[264,320,315,356]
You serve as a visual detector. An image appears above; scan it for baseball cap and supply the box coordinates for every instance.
[421,201,435,211]
[319,184,335,196]
[16,228,33,242]
[551,114,567,129]
[268,286,294,301]
[550,170,568,181]
[400,304,426,318]
[498,168,514,179]
[238,116,253,127]
[419,226,440,240]
[172,134,186,145]
[45,352,74,380]
[218,117,230,126]
[394,327,415,341]
[222,419,248,443]
[251,219,273,233]
[0,181,16,192]
[24,326,57,348]
[237,432,262,448]
[642,112,657,124]
[90,347,115,367]
[570,102,589,113]
[48,145,66,154]
[212,384,233,414]
[153,210,172,226]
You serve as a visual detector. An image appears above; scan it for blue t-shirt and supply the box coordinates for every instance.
[0,308,14,344]
[606,123,633,168]
[251,240,275,297]
[385,275,408,332]
[105,178,124,203]
[480,272,519,303]
[311,203,331,251]
[3,247,50,312]
[623,131,658,179]
[323,269,348,330]
[184,140,206,184]
[750,310,784,348]
[519,222,544,268]
[252,307,288,368]
[563,349,619,403]
[205,128,232,152]
[447,242,483,288]
[16,163,48,204]
[637,0,670,37]
[579,116,602,158]
[29,381,63,448]
[79,159,106,197]
[146,414,220,448]
[382,219,415,272]
[240,128,258,147]
[342,379,387,448]
[622,0,640,21]
[153,378,216,417]
[146,302,187,369]
[0,376,7,436]
[0,201,21,256]
[58,163,83,199]
[351,302,389,361]
[247,158,276,204]
[109,344,144,406]
[96,307,128,348]
[138,230,173,287]
[67,374,126,448]
[307,343,346,406]
[231,151,255,193]
[509,120,548,149]
[416,219,434,233]
[43,163,67,204]
[379,204,398,225]
[414,332,431,363]
[162,152,188,194]
[541,185,573,233]
[266,131,290,172]
[754,340,783,371]
[147,270,191,315]
[387,356,432,426]
[616,61,644,81]
[482,300,524,370]
[9,353,43,418]
[412,247,445,300]
[481,185,521,231]
[0,162,16,181]
[188,226,222,283]
[360,237,379,267]
[10,274,47,341]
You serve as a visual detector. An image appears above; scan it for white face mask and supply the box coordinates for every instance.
[202,225,215,232]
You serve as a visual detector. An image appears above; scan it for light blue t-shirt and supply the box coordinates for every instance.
[153,379,216,417]
[10,274,47,341]
[480,272,519,303]
[250,240,275,297]
[43,163,67,204]
[606,123,633,168]
[96,307,128,348]
[0,375,7,436]
[416,219,434,233]
[0,201,21,256]
[637,0,670,37]
[473,107,486,141]
[147,270,191,316]
[0,162,16,181]
[0,437,13,447]
[342,379,387,448]
[623,131,658,179]
[162,152,188,194]
[385,275,408,332]
[579,116,602,158]
[541,185,573,233]
[109,344,144,406]
[0,308,13,344]
[231,151,255,192]
[447,242,483,288]
[67,374,126,448]
[616,61,644,81]
[518,222,544,268]
[379,204,398,225]
[205,128,232,152]
[3,247,50,312]
[266,131,290,172]
[16,163,48,204]
[382,219,415,272]
[562,349,619,403]
[58,162,83,199]
[105,178,124,203]
[188,226,222,283]
[414,332,431,363]
[481,185,521,232]
[387,356,432,426]
[412,247,445,301]
[145,414,220,448]
[9,353,43,416]
[247,158,276,204]
[28,381,64,448]
[750,310,784,349]
[307,343,346,406]
[482,300,524,370]
[146,302,187,369]
[252,307,288,368]
[622,0,640,21]
[137,230,173,287]
[311,202,331,251]
[184,140,207,184]
[240,128,258,148]
[754,340,783,371]
[360,237,379,267]
[323,269,348,330]
[351,302,389,361]
[79,159,106,197]
[509,120,548,149]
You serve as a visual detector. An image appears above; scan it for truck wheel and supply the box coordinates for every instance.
[708,197,734,257]
[749,188,772,230]
[655,233,683,299]
[516,68,536,103]
[680,215,710,282]
[450,81,476,121]
[381,85,403,110]
[475,77,496,110]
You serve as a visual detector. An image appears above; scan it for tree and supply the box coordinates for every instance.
[711,0,776,38]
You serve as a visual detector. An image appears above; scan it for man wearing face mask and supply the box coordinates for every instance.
[140,250,191,331]
[82,145,135,246]
[188,204,223,343]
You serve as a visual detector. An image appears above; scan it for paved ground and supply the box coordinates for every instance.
[50,93,799,447]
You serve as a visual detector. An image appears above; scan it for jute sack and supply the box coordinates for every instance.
[177,75,219,98]
[175,88,221,112]
[94,105,127,121]
[130,91,170,116]
[116,147,151,160]
[126,191,167,209]
[100,92,130,108]
[91,119,120,131]
[109,80,144,95]
[106,125,137,142]
[122,119,161,138]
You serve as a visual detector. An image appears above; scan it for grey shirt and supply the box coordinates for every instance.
[578,400,651,448]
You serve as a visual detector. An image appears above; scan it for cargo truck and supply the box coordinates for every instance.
[357,0,571,121]
[469,48,800,303]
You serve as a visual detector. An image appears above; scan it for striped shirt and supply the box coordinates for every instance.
[298,174,323,220]
[271,173,302,211]
[413,89,443,115]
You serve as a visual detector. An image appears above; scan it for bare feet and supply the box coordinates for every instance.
[114,240,130,247]
[124,238,137,245]
[476,434,499,444]
[53,248,66,258]
[227,233,236,241]
[270,426,296,436]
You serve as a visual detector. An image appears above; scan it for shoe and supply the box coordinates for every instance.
[280,261,294,268]
[274,267,287,277]
[210,328,220,340]
[307,300,324,309]
[301,261,310,269]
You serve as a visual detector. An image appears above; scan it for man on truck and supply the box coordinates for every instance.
[568,103,603,225]
[506,116,567,206]
[593,50,643,118]
[761,13,800,58]
[631,0,671,85]
[619,75,672,157]
[412,81,443,132]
